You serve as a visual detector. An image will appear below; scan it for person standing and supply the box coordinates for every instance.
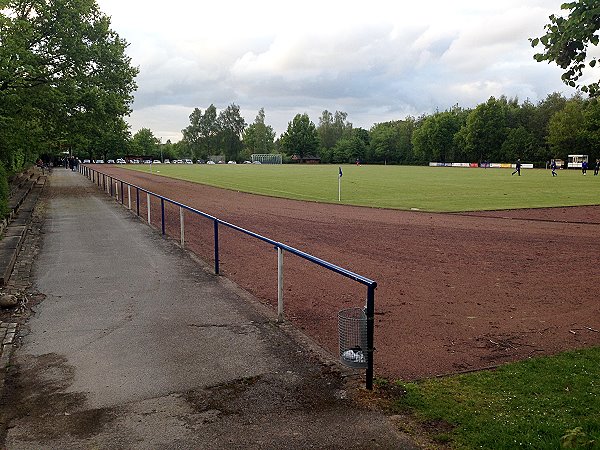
[594,159,599,176]
[511,158,521,176]
[551,159,557,176]
[582,160,588,175]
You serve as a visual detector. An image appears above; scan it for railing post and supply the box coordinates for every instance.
[115,181,119,202]
[180,207,185,247]
[277,246,284,322]
[102,174,105,191]
[127,185,131,210]
[161,198,165,235]
[214,220,219,274]
[147,193,151,224]
[136,188,140,216]
[110,177,113,197]
[366,284,375,390]
[121,181,124,205]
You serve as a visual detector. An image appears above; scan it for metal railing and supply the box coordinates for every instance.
[80,165,377,389]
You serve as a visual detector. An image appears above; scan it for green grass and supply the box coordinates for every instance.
[125,164,600,212]
[389,347,600,449]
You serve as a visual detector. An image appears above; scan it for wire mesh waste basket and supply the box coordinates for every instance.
[338,307,368,369]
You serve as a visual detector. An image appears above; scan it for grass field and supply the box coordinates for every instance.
[126,164,600,212]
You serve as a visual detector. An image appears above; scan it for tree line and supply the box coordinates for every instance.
[131,92,599,168]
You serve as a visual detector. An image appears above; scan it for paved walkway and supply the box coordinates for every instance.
[0,168,417,449]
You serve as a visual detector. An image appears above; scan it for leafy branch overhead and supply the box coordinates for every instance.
[531,1,600,96]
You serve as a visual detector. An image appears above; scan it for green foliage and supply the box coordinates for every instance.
[370,119,415,164]
[280,113,319,158]
[392,347,600,449]
[131,128,160,158]
[412,107,467,163]
[124,164,600,212]
[217,103,246,161]
[242,108,275,155]
[181,104,246,161]
[531,1,600,96]
[0,0,138,167]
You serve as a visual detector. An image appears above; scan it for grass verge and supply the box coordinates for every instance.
[385,347,600,449]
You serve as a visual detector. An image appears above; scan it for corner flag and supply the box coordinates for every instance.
[338,167,342,202]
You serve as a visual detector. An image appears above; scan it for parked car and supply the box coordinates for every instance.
[196,159,205,164]
[243,160,252,164]
[83,159,91,164]
[152,160,161,164]
[129,159,139,164]
[164,159,170,164]
[206,161,216,165]
[95,159,104,164]
[116,158,126,164]
[252,161,261,164]
[227,160,237,164]
[107,159,115,164]
[183,159,193,164]
[143,159,152,164]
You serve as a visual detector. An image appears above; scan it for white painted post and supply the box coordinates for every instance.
[127,185,131,209]
[147,193,151,223]
[277,247,284,322]
[115,182,119,201]
[180,207,185,247]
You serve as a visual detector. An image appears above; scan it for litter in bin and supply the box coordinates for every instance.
[342,347,365,364]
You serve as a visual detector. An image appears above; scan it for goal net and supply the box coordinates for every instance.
[251,154,282,164]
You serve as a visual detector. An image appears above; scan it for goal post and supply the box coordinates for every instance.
[251,154,282,164]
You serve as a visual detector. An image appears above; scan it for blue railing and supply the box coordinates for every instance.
[80,165,377,389]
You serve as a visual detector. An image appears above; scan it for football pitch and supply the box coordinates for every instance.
[126,164,600,212]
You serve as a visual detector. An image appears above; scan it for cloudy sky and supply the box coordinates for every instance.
[96,0,590,142]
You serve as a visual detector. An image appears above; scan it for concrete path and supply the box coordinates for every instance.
[1,168,417,449]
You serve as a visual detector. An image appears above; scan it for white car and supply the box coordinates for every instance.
[164,159,170,164]
[143,160,152,164]
[83,159,91,164]
[116,158,126,164]
[95,159,104,164]
[206,161,215,165]
[107,159,115,164]
[183,159,193,164]
[152,160,161,164]
[227,161,237,164]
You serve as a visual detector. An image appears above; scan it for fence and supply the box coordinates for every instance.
[79,165,377,389]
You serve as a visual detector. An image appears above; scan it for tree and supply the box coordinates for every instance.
[317,110,352,155]
[131,128,160,158]
[217,103,246,161]
[547,96,591,157]
[531,1,600,96]
[370,119,415,164]
[280,113,319,159]
[412,107,467,163]
[243,108,276,154]
[0,0,137,168]
[462,97,508,162]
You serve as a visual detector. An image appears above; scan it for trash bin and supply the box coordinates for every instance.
[338,307,368,369]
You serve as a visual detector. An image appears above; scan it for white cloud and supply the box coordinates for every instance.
[97,0,575,139]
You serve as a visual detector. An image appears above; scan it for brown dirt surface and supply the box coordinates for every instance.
[96,167,600,380]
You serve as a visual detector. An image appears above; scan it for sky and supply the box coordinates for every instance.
[95,0,595,143]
